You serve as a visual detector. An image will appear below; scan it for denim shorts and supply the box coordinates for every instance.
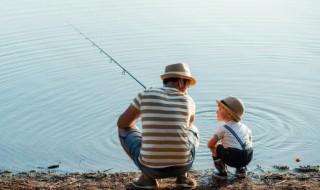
[119,128,195,179]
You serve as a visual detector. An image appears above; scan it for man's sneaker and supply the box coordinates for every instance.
[212,171,227,180]
[235,167,247,178]
[127,174,158,189]
[176,173,197,189]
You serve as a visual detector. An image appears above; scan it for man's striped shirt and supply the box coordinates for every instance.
[131,87,196,168]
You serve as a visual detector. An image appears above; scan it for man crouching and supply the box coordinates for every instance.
[117,63,199,189]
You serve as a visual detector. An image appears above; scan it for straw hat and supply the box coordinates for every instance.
[160,63,196,86]
[216,97,245,122]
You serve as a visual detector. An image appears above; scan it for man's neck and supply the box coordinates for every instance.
[164,83,178,89]
[164,82,188,94]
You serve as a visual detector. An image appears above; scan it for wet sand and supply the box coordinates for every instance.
[0,166,319,189]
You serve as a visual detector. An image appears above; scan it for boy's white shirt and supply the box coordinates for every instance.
[214,121,252,150]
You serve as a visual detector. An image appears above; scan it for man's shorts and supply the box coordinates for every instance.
[216,144,253,168]
[119,128,195,179]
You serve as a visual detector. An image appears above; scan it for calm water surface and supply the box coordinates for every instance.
[0,0,319,172]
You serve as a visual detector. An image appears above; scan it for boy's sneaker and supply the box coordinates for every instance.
[176,173,197,189]
[212,171,227,180]
[127,174,158,189]
[235,167,247,178]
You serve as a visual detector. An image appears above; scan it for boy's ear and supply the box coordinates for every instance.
[222,109,233,120]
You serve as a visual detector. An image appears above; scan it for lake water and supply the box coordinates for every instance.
[0,0,319,173]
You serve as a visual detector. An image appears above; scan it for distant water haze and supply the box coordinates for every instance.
[0,0,319,172]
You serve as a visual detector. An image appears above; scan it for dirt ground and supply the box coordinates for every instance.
[0,166,319,190]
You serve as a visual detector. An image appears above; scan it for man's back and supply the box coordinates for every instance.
[118,63,198,189]
[131,87,195,168]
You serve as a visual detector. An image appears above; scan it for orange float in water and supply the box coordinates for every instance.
[295,157,301,162]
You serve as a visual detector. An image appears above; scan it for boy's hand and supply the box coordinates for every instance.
[211,148,217,157]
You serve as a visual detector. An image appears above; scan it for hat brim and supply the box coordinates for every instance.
[216,100,241,121]
[160,73,196,86]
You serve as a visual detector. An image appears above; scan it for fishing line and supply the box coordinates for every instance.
[69,24,146,89]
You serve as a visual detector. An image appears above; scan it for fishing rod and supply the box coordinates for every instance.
[69,24,146,89]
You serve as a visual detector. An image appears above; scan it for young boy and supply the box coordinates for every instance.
[207,96,253,180]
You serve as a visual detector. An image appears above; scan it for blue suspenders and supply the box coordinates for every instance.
[224,125,247,150]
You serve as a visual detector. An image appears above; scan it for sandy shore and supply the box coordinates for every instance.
[0,165,319,189]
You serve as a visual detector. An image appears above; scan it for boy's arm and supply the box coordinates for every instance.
[207,134,219,156]
[207,134,219,149]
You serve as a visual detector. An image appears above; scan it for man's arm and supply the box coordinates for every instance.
[117,105,140,129]
[190,114,195,125]
[188,114,200,149]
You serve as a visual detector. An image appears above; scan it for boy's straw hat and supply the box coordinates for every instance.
[160,63,196,86]
[216,97,245,121]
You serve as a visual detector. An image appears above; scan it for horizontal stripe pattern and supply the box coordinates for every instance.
[142,136,190,141]
[139,160,191,167]
[142,117,187,122]
[143,95,188,102]
[142,98,189,105]
[132,87,195,168]
[143,140,189,145]
[140,106,189,112]
[142,147,189,152]
[142,144,188,148]
[141,154,190,159]
[143,125,183,129]
[141,102,188,109]
[142,112,188,117]
[143,132,189,137]
[142,121,186,126]
[143,128,187,133]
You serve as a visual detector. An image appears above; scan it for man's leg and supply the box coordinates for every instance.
[175,145,197,189]
[118,128,142,163]
[118,128,158,189]
[176,172,197,189]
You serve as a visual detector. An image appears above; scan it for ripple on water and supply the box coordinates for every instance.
[1,0,320,172]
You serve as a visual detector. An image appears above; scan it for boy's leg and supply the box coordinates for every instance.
[221,147,253,178]
[212,144,227,180]
[234,147,252,178]
[235,167,247,178]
